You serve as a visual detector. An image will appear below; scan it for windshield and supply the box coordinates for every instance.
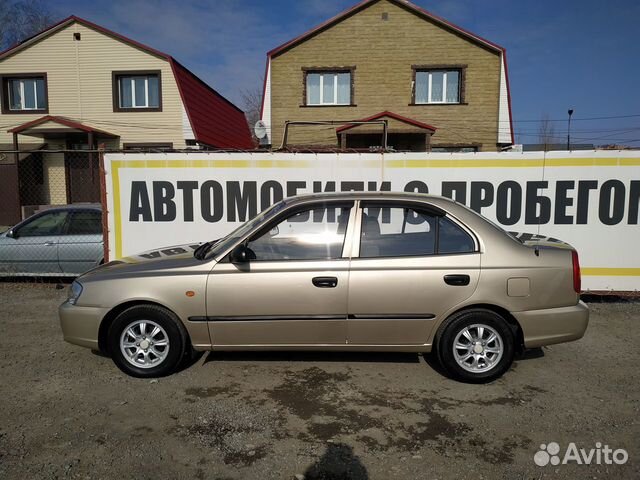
[204,199,290,259]
[451,199,523,244]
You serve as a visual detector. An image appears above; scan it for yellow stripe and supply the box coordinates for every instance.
[582,268,640,277]
[111,157,640,170]
[385,158,640,168]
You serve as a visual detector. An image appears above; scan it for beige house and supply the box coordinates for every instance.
[0,16,252,225]
[260,0,514,152]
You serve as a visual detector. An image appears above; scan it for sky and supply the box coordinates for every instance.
[49,0,640,146]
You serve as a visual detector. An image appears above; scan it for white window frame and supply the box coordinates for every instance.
[416,70,460,105]
[119,75,158,109]
[8,78,45,111]
[307,71,351,106]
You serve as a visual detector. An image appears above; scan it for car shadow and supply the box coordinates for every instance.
[203,350,421,365]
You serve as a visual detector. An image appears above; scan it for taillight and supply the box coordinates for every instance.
[572,250,581,294]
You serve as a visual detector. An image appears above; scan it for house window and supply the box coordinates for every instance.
[1,74,48,113]
[112,71,162,111]
[415,69,461,104]
[305,70,352,106]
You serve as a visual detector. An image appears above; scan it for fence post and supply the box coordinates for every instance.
[98,145,110,263]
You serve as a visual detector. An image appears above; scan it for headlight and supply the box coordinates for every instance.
[68,281,83,305]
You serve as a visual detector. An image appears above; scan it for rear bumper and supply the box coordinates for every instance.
[513,301,589,348]
[59,301,108,350]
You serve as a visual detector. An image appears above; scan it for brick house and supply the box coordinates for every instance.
[0,16,253,225]
[260,0,514,152]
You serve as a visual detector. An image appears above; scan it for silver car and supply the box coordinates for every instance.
[0,205,104,276]
[59,193,589,383]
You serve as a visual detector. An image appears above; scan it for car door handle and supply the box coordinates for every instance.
[312,276,338,288]
[444,274,470,286]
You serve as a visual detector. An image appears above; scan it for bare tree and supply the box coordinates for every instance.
[0,0,53,50]
[240,84,263,146]
[538,113,556,152]
[241,86,263,128]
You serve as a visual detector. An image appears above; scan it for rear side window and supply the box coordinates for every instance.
[360,206,436,257]
[359,205,475,258]
[438,216,475,254]
[67,211,102,235]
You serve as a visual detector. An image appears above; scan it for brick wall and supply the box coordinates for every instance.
[270,0,502,151]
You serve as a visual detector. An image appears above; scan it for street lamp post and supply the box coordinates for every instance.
[567,109,574,151]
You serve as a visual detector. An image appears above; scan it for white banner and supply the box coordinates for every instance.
[104,151,640,291]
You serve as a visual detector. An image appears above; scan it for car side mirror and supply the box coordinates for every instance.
[229,244,256,264]
[6,229,17,239]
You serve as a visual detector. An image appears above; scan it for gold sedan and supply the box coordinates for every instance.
[59,192,588,382]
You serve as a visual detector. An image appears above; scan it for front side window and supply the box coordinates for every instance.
[415,70,460,104]
[246,204,352,261]
[306,71,351,105]
[359,205,475,258]
[16,211,68,237]
[3,76,47,111]
[114,72,161,110]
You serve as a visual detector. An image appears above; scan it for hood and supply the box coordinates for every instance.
[508,232,574,250]
[80,242,209,279]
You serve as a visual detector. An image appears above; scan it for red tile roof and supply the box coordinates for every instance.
[336,111,437,133]
[1,16,254,149]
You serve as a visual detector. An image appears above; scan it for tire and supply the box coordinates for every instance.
[107,304,188,378]
[436,308,515,383]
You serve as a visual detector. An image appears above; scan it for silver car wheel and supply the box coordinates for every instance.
[452,323,503,373]
[119,320,170,369]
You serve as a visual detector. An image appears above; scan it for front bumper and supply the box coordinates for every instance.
[59,301,109,350]
[513,301,589,348]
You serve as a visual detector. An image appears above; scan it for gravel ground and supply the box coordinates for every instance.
[0,282,638,479]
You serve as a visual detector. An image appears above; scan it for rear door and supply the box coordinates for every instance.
[347,201,481,346]
[58,209,104,274]
[207,201,355,346]
[0,210,68,275]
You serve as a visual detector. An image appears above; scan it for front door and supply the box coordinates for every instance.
[347,201,481,346]
[0,209,68,275]
[206,202,354,347]
[65,137,100,203]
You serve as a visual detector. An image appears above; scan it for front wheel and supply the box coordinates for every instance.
[437,309,515,383]
[108,304,188,378]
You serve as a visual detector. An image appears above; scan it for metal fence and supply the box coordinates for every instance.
[0,149,106,277]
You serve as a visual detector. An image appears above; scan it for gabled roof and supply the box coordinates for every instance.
[8,115,118,137]
[261,0,515,145]
[267,0,504,58]
[0,16,254,149]
[336,111,436,133]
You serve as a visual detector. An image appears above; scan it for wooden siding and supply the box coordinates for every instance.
[269,0,502,151]
[0,22,187,147]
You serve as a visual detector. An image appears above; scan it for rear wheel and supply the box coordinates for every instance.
[437,308,515,383]
[108,304,188,378]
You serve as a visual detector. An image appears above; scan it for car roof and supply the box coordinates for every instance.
[283,191,456,206]
[34,204,102,213]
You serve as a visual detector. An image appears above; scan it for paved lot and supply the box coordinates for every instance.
[0,282,638,480]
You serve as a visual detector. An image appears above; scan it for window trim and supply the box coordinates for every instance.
[301,66,356,107]
[0,73,49,114]
[112,70,162,112]
[410,65,467,106]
